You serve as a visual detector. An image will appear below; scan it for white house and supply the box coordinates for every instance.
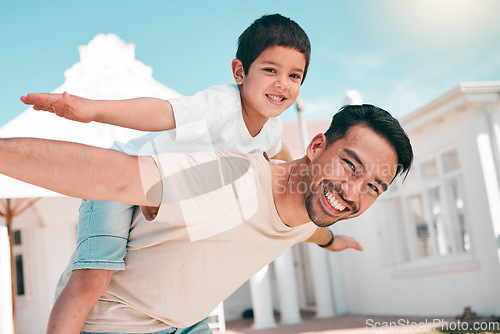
[330,81,500,317]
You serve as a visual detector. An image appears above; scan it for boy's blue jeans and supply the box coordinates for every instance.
[73,199,135,271]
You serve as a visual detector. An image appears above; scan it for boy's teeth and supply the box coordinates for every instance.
[323,187,346,211]
[268,95,283,102]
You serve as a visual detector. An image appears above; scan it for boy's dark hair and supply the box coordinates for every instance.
[236,14,311,84]
[324,104,413,181]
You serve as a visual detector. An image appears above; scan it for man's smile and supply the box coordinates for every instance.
[323,185,347,212]
[321,181,359,217]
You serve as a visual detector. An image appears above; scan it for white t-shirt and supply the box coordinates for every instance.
[112,84,283,157]
[80,150,317,332]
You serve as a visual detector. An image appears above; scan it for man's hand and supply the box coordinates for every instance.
[324,234,364,252]
[306,228,363,252]
[21,91,96,123]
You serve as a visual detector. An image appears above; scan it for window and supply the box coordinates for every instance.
[13,229,31,305]
[382,148,471,263]
[14,231,26,296]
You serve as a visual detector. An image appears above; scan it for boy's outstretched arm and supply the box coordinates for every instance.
[0,138,160,206]
[20,92,176,132]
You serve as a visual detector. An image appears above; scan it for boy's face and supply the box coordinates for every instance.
[236,45,306,120]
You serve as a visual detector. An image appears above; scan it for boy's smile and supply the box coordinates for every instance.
[233,45,306,136]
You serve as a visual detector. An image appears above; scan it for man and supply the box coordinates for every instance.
[0,104,412,333]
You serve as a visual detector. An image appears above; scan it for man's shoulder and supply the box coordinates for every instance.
[153,149,268,174]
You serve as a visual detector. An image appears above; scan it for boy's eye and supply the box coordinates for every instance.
[264,68,276,73]
[290,73,301,80]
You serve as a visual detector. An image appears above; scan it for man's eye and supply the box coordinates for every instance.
[343,159,355,173]
[368,183,380,195]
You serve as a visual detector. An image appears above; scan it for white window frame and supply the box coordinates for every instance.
[382,146,478,277]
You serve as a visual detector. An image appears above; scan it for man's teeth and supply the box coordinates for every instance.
[323,187,346,211]
[267,95,284,102]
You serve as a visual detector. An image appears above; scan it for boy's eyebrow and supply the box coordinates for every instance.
[261,60,304,73]
[344,148,388,192]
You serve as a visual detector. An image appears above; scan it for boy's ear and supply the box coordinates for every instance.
[231,59,245,85]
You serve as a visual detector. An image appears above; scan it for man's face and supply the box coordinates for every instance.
[303,124,398,227]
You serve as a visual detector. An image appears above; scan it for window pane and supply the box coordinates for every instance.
[15,255,25,296]
[421,159,438,180]
[427,187,451,256]
[14,230,21,245]
[380,198,410,264]
[442,150,460,173]
[449,178,471,252]
[407,195,432,257]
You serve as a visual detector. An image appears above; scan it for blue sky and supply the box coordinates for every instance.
[1,0,499,126]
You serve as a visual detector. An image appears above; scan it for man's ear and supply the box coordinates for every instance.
[231,59,245,85]
[306,133,327,161]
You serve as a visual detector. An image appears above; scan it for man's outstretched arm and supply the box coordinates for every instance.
[306,227,364,252]
[0,138,160,207]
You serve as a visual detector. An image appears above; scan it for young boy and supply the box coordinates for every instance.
[22,13,311,334]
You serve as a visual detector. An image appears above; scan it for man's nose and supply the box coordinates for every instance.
[340,179,362,201]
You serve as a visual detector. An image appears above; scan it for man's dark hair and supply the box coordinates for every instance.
[324,104,413,181]
[236,14,311,84]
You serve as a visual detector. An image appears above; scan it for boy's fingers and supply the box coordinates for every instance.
[33,106,54,112]
[21,93,61,105]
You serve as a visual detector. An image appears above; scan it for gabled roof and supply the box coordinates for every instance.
[400,81,500,133]
[0,34,181,198]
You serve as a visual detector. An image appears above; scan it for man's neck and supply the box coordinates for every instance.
[269,157,311,228]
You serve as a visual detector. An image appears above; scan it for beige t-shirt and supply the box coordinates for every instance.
[82,150,317,332]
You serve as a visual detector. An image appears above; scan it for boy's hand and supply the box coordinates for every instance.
[21,92,96,123]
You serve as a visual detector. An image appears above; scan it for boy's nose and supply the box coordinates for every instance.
[274,77,288,90]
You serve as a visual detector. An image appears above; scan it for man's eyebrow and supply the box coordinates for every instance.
[375,178,388,192]
[344,148,365,171]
